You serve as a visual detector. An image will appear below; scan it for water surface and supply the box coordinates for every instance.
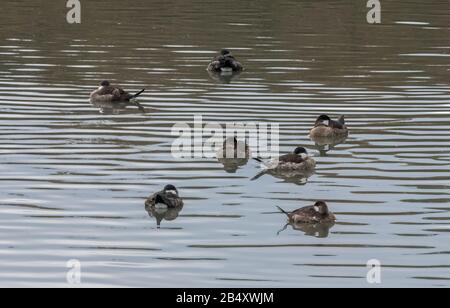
[0,0,449,287]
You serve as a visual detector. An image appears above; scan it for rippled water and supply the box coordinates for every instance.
[0,0,449,287]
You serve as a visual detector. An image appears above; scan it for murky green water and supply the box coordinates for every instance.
[0,0,449,287]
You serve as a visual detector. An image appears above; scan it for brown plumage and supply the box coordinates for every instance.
[216,137,251,173]
[310,115,349,139]
[90,81,145,103]
[278,153,307,164]
[253,147,316,171]
[207,49,244,73]
[145,185,184,209]
[277,201,336,224]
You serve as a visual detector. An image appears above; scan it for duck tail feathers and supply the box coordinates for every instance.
[338,115,345,125]
[276,206,290,217]
[132,89,145,99]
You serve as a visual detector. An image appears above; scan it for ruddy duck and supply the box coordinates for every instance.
[145,185,184,209]
[216,137,250,160]
[277,201,336,224]
[207,49,244,73]
[90,81,145,104]
[253,147,316,171]
[310,115,348,139]
[216,137,251,173]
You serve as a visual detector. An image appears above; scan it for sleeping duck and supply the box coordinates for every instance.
[90,81,145,104]
[310,115,348,139]
[216,137,251,173]
[207,49,244,73]
[216,137,250,160]
[253,147,316,172]
[145,185,184,209]
[277,201,336,224]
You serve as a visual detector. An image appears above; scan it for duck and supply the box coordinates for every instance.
[90,80,145,104]
[207,49,244,73]
[253,147,316,172]
[310,115,348,139]
[145,185,184,209]
[216,137,250,160]
[276,201,336,224]
[216,137,251,173]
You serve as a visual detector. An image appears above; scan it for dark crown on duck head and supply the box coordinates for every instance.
[164,184,178,195]
[100,80,110,87]
[316,114,331,122]
[221,49,232,56]
[314,201,329,214]
[294,147,308,155]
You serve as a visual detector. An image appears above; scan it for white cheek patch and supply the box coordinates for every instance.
[154,203,168,209]
[314,206,320,212]
[323,120,330,126]
[165,190,178,196]
[300,153,308,160]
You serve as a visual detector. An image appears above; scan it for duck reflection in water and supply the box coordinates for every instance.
[90,100,146,115]
[216,137,251,173]
[311,134,348,157]
[277,220,335,238]
[207,69,242,84]
[251,168,314,186]
[145,203,184,229]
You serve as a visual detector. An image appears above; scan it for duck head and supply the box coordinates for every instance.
[314,201,330,215]
[221,49,232,56]
[294,147,308,159]
[163,184,179,196]
[315,114,331,127]
[99,80,110,89]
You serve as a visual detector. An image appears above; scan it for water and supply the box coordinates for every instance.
[0,0,449,287]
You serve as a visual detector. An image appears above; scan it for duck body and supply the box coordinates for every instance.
[145,185,184,209]
[216,137,251,173]
[207,49,243,73]
[254,147,316,172]
[90,81,145,104]
[310,115,348,139]
[277,201,336,224]
[216,137,250,160]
